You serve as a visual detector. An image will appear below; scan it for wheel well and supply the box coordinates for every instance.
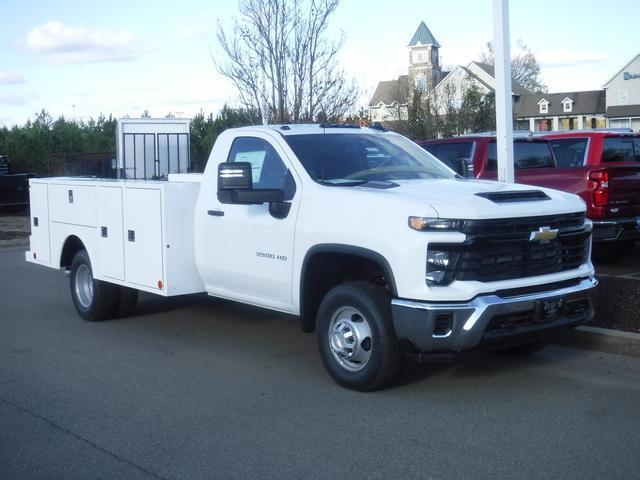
[60,235,85,268]
[300,247,396,333]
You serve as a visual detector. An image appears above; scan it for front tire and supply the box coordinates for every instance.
[316,282,402,391]
[70,250,118,321]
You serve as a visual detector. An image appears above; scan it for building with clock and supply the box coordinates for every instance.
[370,23,640,132]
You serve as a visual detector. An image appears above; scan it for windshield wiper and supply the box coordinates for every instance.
[318,179,399,188]
[318,179,368,186]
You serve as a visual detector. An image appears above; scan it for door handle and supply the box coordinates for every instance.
[207,209,225,217]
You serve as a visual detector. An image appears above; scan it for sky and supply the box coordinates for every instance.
[0,0,638,127]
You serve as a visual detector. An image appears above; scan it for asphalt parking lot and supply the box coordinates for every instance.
[1,247,640,480]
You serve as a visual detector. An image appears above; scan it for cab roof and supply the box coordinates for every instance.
[229,123,393,136]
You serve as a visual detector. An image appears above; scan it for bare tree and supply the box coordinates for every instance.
[479,39,547,94]
[216,0,358,123]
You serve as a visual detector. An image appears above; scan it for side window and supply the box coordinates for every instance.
[633,138,640,162]
[602,137,635,163]
[549,138,588,168]
[432,142,474,163]
[227,137,296,200]
[488,141,555,170]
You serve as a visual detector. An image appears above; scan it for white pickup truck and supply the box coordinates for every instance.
[26,124,597,390]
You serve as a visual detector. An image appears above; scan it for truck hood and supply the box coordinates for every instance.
[361,178,585,219]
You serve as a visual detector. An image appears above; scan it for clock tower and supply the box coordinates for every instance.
[407,21,441,93]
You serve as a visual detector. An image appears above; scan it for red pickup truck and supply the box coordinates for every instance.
[418,131,640,260]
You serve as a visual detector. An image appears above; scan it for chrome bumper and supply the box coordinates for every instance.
[391,278,597,353]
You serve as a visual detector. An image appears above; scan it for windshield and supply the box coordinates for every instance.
[284,133,455,184]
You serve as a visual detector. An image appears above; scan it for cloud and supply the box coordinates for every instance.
[0,92,34,106]
[25,21,143,63]
[175,17,217,40]
[537,49,608,68]
[0,72,25,85]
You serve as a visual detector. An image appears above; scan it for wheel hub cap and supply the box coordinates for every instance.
[75,264,94,309]
[328,307,372,372]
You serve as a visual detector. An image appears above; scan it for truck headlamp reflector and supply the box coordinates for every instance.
[426,248,461,286]
[409,217,463,231]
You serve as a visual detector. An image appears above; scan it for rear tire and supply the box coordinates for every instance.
[316,281,402,391]
[69,250,118,321]
[497,340,548,356]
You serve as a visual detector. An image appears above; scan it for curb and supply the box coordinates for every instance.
[553,326,640,358]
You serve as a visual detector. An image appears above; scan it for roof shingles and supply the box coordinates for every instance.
[513,90,605,117]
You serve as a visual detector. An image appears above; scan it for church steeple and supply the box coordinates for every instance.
[408,21,440,48]
[407,21,441,93]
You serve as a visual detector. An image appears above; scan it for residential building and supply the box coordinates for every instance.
[513,90,606,131]
[603,53,640,131]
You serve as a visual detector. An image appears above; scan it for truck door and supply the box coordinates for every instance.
[199,133,300,310]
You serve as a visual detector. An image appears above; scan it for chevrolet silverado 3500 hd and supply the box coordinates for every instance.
[26,124,597,390]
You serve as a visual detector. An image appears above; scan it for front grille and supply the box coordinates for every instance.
[432,213,590,283]
[486,298,592,336]
[462,212,585,237]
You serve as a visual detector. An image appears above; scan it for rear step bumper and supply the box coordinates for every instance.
[592,217,640,242]
[391,278,597,353]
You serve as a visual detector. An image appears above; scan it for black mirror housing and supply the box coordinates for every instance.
[218,162,253,190]
[217,161,284,205]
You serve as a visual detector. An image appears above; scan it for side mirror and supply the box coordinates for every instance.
[217,161,284,205]
[218,161,253,190]
[454,158,474,178]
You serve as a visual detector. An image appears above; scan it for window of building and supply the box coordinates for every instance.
[539,100,549,114]
[227,136,296,199]
[609,118,631,129]
[562,98,573,113]
[618,89,628,105]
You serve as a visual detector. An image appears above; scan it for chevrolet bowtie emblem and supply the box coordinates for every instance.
[529,226,558,243]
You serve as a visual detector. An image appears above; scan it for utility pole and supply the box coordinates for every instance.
[72,104,77,124]
[493,0,515,183]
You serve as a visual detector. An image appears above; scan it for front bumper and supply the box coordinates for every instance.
[391,278,597,353]
[592,217,640,243]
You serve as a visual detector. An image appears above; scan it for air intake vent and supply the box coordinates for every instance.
[475,190,550,203]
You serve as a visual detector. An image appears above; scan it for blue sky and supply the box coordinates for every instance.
[0,0,638,127]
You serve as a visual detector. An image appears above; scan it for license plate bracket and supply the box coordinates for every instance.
[534,297,565,323]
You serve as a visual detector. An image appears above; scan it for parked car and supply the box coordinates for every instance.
[418,131,640,261]
[0,155,33,213]
[26,124,596,391]
[542,130,640,260]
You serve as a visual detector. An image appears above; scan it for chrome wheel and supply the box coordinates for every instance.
[74,263,94,309]
[328,306,373,372]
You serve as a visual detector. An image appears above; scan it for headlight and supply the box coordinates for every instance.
[409,217,463,231]
[426,248,462,286]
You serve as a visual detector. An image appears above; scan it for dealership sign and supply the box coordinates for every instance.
[624,71,640,80]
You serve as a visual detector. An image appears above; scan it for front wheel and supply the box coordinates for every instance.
[316,282,402,391]
[70,249,118,321]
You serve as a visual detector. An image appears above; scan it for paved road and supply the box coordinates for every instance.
[1,248,639,480]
